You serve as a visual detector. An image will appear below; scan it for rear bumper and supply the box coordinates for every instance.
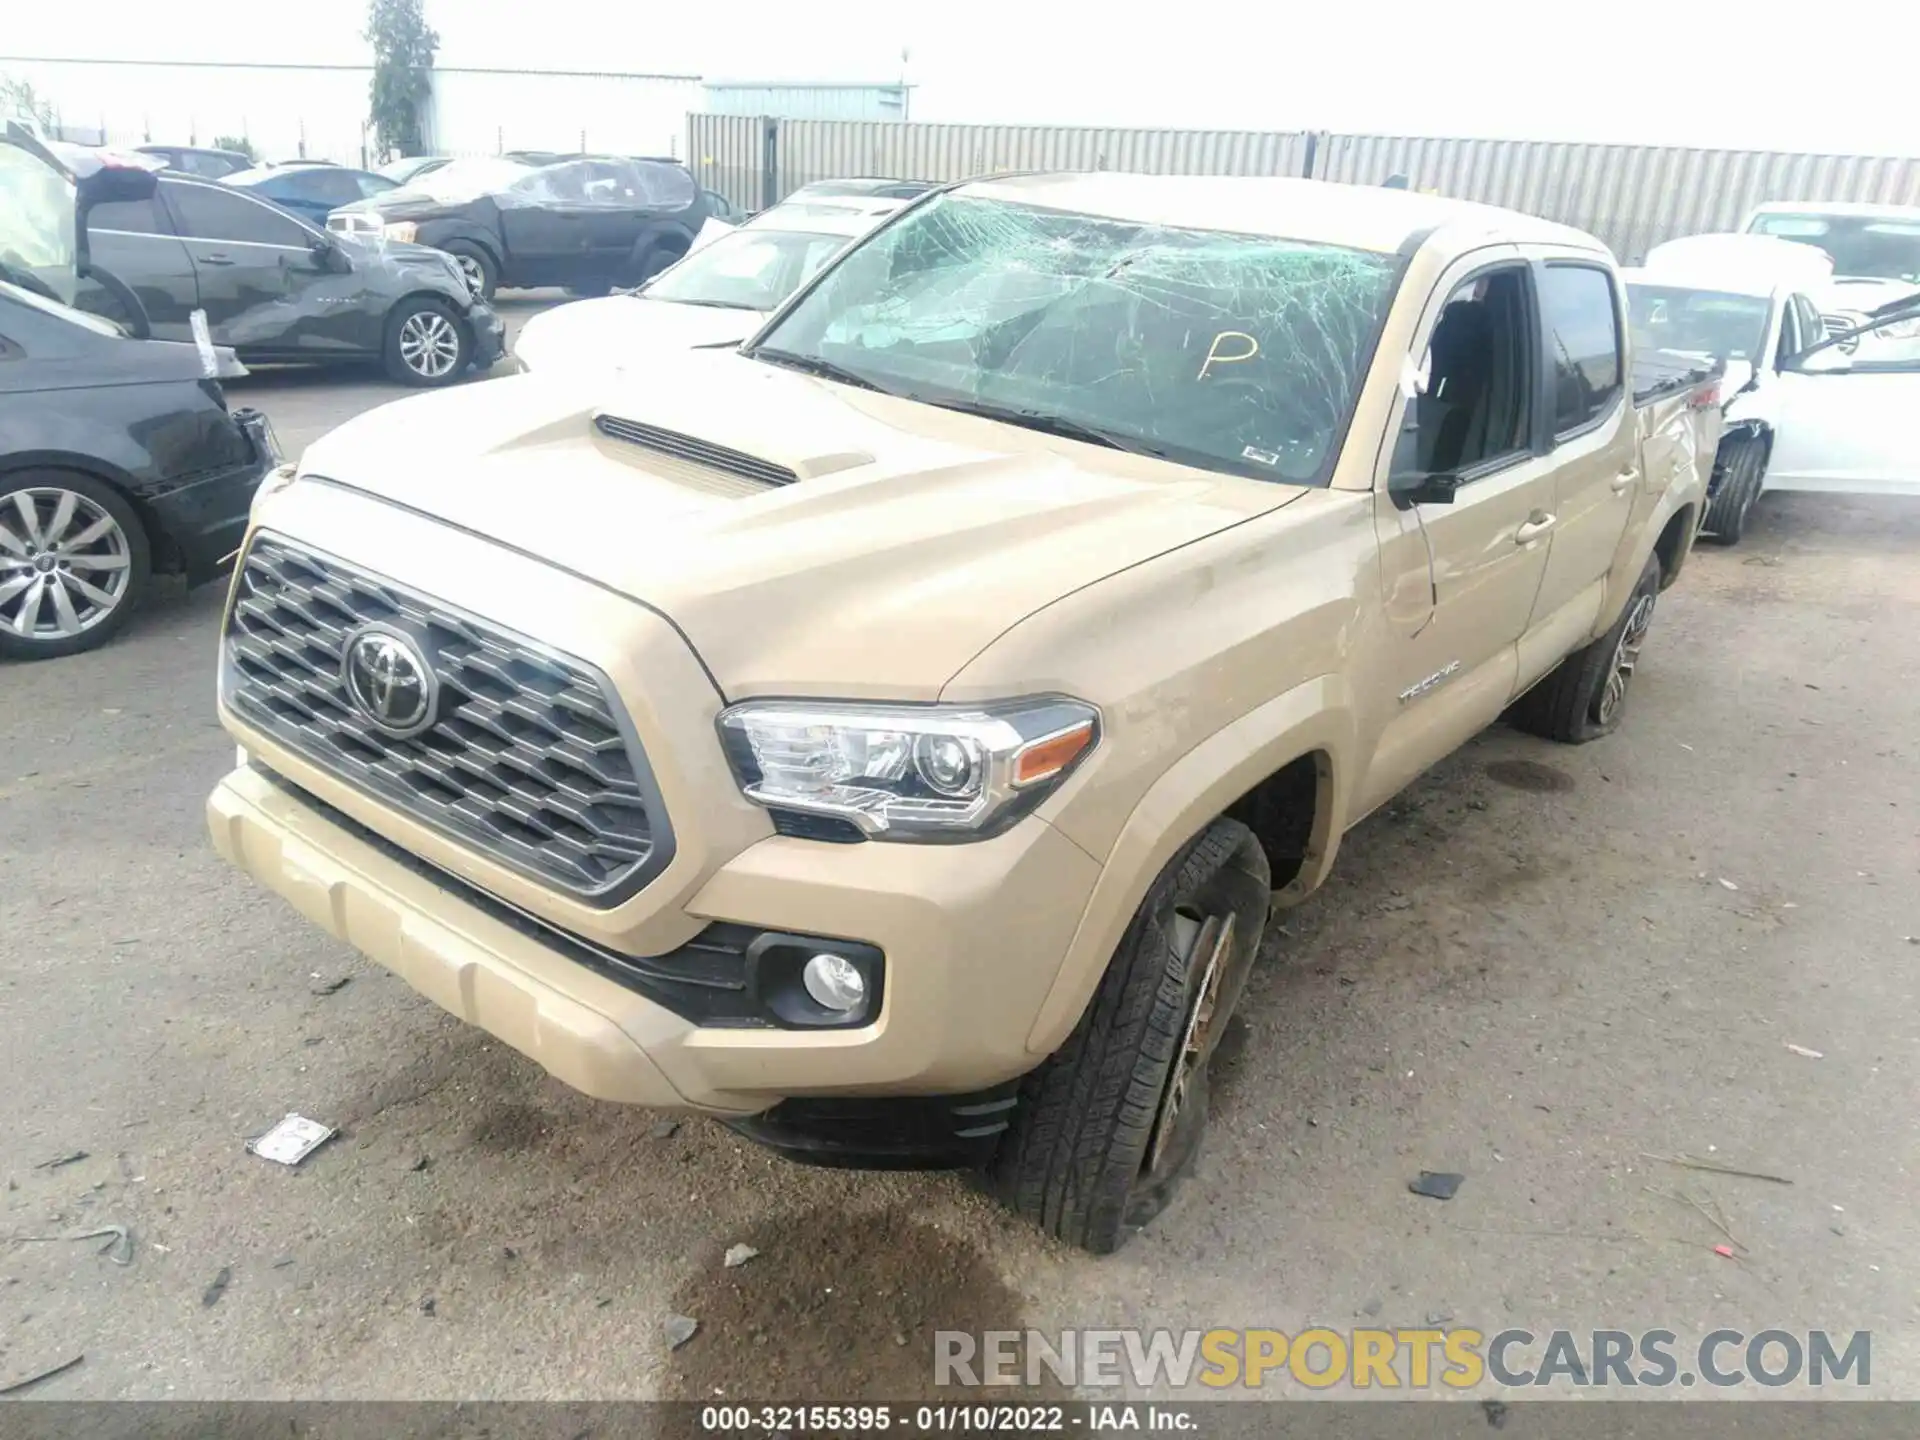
[149,412,278,582]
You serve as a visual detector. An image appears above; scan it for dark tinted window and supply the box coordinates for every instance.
[1397,267,1534,478]
[90,198,169,235]
[167,183,309,246]
[1539,264,1622,435]
[281,168,366,206]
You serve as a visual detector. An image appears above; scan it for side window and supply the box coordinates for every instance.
[167,184,309,247]
[1538,264,1623,437]
[1793,295,1829,352]
[1773,301,1801,367]
[89,198,169,235]
[355,173,397,200]
[298,169,366,206]
[1394,266,1535,478]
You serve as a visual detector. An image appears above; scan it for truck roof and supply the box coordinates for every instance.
[954,172,1608,258]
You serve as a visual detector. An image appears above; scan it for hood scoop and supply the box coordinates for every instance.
[595,414,798,489]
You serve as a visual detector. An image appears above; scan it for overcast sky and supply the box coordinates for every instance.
[10,0,1920,155]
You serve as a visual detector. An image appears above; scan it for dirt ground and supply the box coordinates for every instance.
[2,346,1915,1402]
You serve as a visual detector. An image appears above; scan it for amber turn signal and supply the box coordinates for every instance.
[1012,721,1096,789]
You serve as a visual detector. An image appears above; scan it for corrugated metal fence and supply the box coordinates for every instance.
[689,114,1920,259]
[1314,134,1920,259]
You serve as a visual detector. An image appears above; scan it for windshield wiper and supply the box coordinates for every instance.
[752,348,886,392]
[659,296,763,311]
[915,396,1167,458]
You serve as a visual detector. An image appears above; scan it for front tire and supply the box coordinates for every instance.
[1701,436,1766,545]
[989,818,1271,1254]
[0,471,152,660]
[384,297,471,387]
[1508,549,1662,744]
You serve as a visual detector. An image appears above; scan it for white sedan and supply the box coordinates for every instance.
[511,193,913,374]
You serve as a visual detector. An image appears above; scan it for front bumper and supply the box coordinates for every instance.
[467,299,506,370]
[208,755,1100,1115]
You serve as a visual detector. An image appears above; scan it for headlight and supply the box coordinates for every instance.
[718,697,1099,840]
[382,220,417,243]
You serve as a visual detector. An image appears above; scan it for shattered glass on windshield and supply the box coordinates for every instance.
[755,194,1400,483]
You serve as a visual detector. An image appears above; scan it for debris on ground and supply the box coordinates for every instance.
[1784,1043,1825,1059]
[723,1244,759,1269]
[0,1353,84,1396]
[202,1265,233,1308]
[1641,1152,1791,1185]
[665,1314,699,1350]
[1359,1297,1382,1317]
[1409,1171,1465,1201]
[420,1296,436,1316]
[1717,878,1740,891]
[409,1155,432,1173]
[1481,1398,1509,1429]
[14,1224,134,1266]
[246,1114,336,1166]
[32,1151,89,1171]
[1427,1310,1454,1325]
[1713,1244,1735,1259]
[309,975,352,996]
[648,1120,681,1140]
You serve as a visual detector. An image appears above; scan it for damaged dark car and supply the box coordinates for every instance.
[326,155,712,300]
[1,125,279,659]
[78,171,503,386]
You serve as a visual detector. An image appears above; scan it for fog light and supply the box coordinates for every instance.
[802,953,867,1012]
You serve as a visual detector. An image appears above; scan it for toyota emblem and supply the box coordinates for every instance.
[341,625,437,738]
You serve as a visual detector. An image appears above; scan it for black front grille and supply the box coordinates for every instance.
[224,535,671,904]
[594,414,797,487]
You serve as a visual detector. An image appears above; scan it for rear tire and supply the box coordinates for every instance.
[988,818,1271,1254]
[0,470,152,661]
[1701,436,1765,545]
[1508,550,1662,745]
[440,240,499,301]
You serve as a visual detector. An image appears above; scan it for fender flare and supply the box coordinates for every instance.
[416,220,503,266]
[1024,674,1359,1057]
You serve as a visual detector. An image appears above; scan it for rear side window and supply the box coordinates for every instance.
[166,183,309,247]
[1539,264,1622,436]
[632,161,697,211]
[90,198,169,235]
[288,169,367,207]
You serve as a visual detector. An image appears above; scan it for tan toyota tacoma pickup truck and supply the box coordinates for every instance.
[209,175,1721,1253]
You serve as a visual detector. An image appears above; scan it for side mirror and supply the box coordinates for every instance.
[1389,470,1461,508]
[1790,345,1852,375]
[311,236,351,274]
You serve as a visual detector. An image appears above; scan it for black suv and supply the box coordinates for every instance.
[82,174,503,385]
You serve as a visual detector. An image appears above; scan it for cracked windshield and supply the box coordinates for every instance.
[752,192,1400,483]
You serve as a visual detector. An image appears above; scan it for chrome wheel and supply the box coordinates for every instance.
[1596,590,1656,726]
[397,310,462,379]
[1144,907,1238,1177]
[0,487,134,642]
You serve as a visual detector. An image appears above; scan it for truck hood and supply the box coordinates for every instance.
[295,349,1301,698]
[512,294,764,373]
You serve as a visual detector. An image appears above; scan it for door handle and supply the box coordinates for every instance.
[200,252,235,266]
[1515,512,1557,544]
[1610,469,1638,494]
